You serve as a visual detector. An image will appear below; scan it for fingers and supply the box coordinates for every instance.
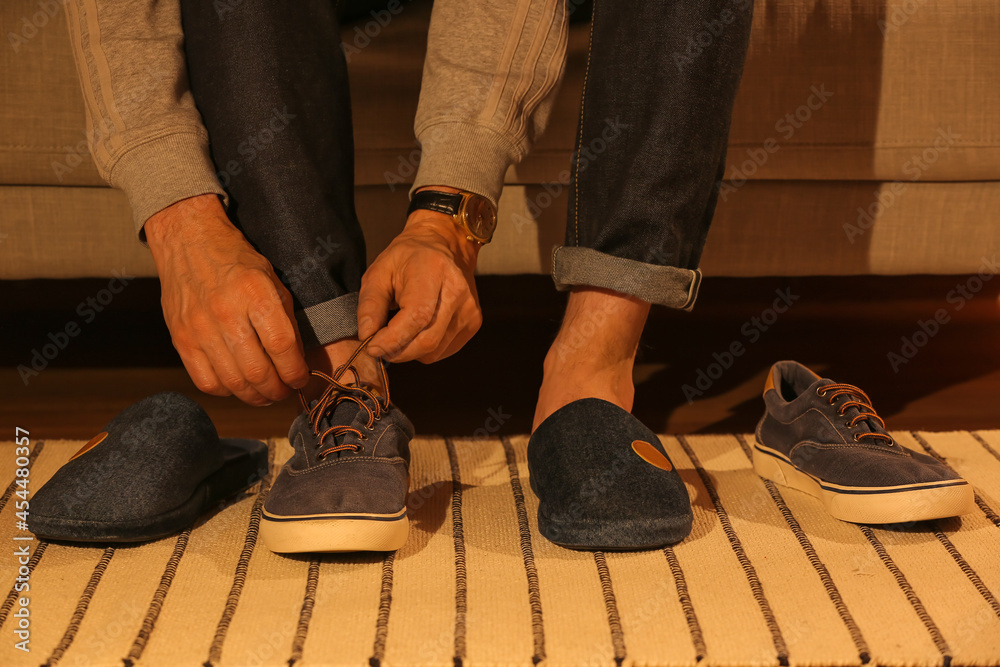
[182,328,292,407]
[417,300,483,364]
[387,294,452,362]
[196,333,274,406]
[176,346,228,397]
[249,279,310,390]
[357,267,393,342]
[398,291,481,363]
[368,273,441,359]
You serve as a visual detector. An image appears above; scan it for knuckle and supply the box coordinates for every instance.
[207,298,235,322]
[411,305,436,328]
[244,365,271,385]
[222,374,249,393]
[267,332,297,356]
[196,378,226,395]
[186,309,214,331]
[170,332,197,353]
[241,271,273,298]
[469,311,483,333]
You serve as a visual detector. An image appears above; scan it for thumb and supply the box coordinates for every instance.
[357,268,393,342]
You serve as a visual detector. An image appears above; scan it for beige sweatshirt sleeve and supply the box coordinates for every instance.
[412,0,569,208]
[63,0,226,236]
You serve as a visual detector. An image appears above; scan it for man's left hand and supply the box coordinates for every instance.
[357,209,482,363]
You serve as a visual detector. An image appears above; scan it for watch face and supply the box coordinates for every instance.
[462,195,497,242]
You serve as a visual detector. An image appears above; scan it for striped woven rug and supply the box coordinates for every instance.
[2,431,999,667]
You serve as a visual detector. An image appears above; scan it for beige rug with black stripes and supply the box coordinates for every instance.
[2,431,999,667]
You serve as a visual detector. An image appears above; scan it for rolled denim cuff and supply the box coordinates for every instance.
[551,246,702,311]
[295,292,359,348]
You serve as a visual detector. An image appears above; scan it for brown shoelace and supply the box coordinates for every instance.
[816,383,893,444]
[298,334,390,460]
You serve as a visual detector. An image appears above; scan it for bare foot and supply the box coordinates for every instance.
[532,287,650,432]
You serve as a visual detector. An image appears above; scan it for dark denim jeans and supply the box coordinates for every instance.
[180,0,365,347]
[555,0,753,311]
[179,0,752,347]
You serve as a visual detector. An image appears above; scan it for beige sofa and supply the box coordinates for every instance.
[3,0,999,280]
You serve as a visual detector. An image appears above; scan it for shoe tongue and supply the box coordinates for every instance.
[305,397,366,448]
[330,399,364,427]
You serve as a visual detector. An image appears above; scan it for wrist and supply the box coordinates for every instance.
[145,194,228,247]
[409,185,496,251]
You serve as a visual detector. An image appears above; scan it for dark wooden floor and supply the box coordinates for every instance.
[3,275,999,440]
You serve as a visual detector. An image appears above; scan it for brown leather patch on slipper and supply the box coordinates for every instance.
[631,439,673,472]
[70,431,108,461]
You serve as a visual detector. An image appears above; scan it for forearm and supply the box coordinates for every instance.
[412,0,569,208]
[63,0,226,236]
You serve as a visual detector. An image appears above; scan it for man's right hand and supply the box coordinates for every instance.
[145,194,310,406]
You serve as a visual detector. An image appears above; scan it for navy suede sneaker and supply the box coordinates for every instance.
[528,398,692,551]
[260,340,413,553]
[755,361,975,523]
[29,392,268,543]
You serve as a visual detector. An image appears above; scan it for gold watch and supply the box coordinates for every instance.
[407,189,497,244]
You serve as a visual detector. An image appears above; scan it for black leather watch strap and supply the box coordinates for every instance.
[407,190,463,217]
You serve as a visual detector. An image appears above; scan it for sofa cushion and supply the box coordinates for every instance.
[2,0,998,189]
[5,180,998,279]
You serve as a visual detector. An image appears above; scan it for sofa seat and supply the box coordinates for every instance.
[2,0,998,279]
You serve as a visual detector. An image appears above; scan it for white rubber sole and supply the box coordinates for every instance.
[260,509,409,553]
[752,442,976,524]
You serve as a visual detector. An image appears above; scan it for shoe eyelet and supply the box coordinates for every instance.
[816,388,826,397]
[853,433,861,442]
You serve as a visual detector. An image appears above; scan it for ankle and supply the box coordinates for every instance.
[303,338,383,401]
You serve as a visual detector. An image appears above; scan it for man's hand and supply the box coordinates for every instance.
[357,201,482,364]
[145,194,310,405]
